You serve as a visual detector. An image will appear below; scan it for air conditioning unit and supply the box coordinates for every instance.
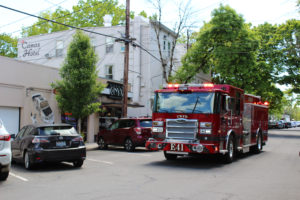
[45,53,52,59]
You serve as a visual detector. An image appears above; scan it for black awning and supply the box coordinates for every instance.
[101,102,144,108]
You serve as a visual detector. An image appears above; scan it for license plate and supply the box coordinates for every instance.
[56,141,66,147]
[170,143,184,152]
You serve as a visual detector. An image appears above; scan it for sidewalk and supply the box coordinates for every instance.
[85,142,98,151]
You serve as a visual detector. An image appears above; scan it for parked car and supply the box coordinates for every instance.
[286,122,292,128]
[97,118,152,151]
[11,123,86,170]
[291,121,297,128]
[268,120,277,129]
[0,119,11,181]
[276,120,284,129]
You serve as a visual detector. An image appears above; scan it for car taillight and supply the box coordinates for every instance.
[134,127,142,135]
[0,134,11,141]
[72,136,83,142]
[32,137,50,144]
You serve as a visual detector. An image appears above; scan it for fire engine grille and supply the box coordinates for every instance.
[166,119,198,140]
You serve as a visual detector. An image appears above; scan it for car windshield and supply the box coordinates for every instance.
[153,92,215,114]
[38,126,78,136]
[140,120,152,127]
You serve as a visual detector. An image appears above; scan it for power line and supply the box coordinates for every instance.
[0,0,69,29]
[0,4,121,40]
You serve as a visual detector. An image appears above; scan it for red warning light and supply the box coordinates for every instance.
[264,101,270,106]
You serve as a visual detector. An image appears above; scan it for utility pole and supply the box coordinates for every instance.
[122,0,130,118]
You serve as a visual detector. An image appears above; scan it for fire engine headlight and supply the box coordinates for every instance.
[200,122,212,128]
[200,129,212,134]
[152,127,164,133]
[192,144,204,153]
[153,121,164,126]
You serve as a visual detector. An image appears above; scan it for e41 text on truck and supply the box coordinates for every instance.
[146,83,269,163]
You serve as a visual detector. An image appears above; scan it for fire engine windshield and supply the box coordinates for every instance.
[153,92,215,114]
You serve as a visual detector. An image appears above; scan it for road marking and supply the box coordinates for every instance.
[10,172,29,182]
[87,158,114,165]
[131,154,152,157]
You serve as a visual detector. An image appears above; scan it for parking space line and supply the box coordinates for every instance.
[10,172,29,182]
[86,158,114,165]
[131,154,152,157]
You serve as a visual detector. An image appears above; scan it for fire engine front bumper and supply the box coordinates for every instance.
[146,138,222,154]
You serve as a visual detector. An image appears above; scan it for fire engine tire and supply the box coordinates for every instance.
[164,151,177,160]
[223,135,235,164]
[98,137,108,150]
[252,133,263,154]
[124,138,135,152]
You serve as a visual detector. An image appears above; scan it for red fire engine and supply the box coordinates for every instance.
[146,83,269,163]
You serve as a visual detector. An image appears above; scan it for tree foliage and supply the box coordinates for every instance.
[172,5,288,111]
[276,19,300,93]
[22,0,134,37]
[174,5,260,89]
[52,30,104,122]
[0,33,17,58]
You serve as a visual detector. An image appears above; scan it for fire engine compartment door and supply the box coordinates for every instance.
[243,103,252,145]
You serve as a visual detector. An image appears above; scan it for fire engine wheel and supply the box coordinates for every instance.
[98,137,108,150]
[124,138,135,152]
[252,133,263,154]
[224,135,235,164]
[164,151,177,160]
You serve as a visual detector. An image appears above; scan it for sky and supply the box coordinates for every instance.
[0,0,299,37]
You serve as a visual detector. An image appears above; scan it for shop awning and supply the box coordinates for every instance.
[101,102,144,108]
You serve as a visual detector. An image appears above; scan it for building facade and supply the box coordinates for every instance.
[16,16,210,142]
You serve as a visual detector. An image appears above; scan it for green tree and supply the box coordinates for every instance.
[172,5,287,111]
[138,10,147,18]
[22,8,71,37]
[174,5,260,90]
[22,0,133,37]
[276,19,300,93]
[52,30,104,131]
[0,33,17,57]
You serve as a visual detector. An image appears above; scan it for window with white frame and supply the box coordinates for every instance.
[106,37,114,53]
[168,42,171,56]
[105,65,113,79]
[56,40,64,57]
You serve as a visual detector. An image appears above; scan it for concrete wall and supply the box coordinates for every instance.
[0,56,61,128]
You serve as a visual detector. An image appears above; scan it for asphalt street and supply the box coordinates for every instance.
[1,127,299,200]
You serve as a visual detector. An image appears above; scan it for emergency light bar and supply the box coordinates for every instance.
[163,83,214,89]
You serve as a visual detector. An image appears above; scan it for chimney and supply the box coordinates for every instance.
[104,15,113,27]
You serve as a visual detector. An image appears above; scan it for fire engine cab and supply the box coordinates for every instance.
[146,83,269,163]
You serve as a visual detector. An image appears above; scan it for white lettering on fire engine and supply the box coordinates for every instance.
[170,143,184,151]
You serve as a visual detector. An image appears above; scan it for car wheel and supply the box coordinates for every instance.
[98,137,108,150]
[73,160,84,168]
[0,171,9,181]
[124,138,135,152]
[24,151,33,170]
[252,133,263,154]
[164,151,177,160]
[223,135,235,164]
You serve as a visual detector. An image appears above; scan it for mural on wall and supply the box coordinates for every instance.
[31,93,54,124]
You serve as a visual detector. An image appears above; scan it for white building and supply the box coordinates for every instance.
[17,16,210,142]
